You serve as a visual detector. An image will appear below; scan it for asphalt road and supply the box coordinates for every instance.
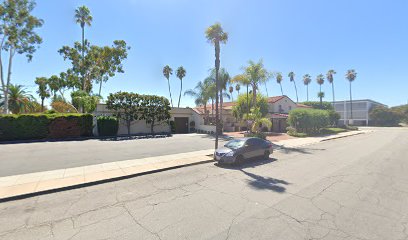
[1,128,408,240]
[0,134,226,177]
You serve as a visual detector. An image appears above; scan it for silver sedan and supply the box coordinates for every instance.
[214,137,273,165]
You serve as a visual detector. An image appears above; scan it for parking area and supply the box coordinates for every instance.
[0,134,226,177]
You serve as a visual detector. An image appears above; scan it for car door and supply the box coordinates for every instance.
[242,139,258,159]
[252,138,267,157]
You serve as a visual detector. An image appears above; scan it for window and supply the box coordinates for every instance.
[289,106,292,110]
[279,105,283,113]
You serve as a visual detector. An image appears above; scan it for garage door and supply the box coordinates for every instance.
[174,117,189,134]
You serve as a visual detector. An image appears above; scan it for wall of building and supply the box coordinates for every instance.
[269,97,297,113]
[332,100,386,126]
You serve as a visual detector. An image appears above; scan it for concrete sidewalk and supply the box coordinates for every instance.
[0,130,370,201]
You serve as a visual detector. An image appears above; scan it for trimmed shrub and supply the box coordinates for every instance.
[287,108,330,135]
[97,116,119,136]
[301,101,334,110]
[328,110,341,126]
[169,120,176,133]
[0,113,93,141]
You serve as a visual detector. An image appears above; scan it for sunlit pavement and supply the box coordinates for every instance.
[0,128,407,240]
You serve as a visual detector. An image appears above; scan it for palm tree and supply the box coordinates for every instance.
[317,92,325,107]
[176,66,186,108]
[7,84,35,114]
[205,23,228,148]
[303,74,312,101]
[35,77,50,112]
[75,6,93,91]
[235,84,241,95]
[345,69,357,121]
[229,86,234,102]
[244,107,272,133]
[204,76,216,121]
[211,68,230,126]
[288,72,298,103]
[163,65,174,107]
[243,59,271,106]
[231,74,251,130]
[316,74,325,108]
[326,70,337,105]
[184,81,210,122]
[276,72,284,95]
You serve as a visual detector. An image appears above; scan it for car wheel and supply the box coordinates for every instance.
[263,150,270,159]
[235,155,244,165]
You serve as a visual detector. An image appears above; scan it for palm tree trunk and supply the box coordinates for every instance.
[293,81,298,103]
[349,81,353,120]
[306,85,309,101]
[214,41,220,149]
[252,84,257,107]
[4,49,14,114]
[264,82,269,97]
[246,85,249,132]
[220,89,223,131]
[81,26,86,92]
[178,79,182,108]
[280,83,283,95]
[99,80,102,96]
[331,82,335,106]
[41,97,44,112]
[167,78,173,108]
[211,98,214,121]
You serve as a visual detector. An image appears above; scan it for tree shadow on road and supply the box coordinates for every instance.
[216,158,290,193]
[273,144,326,155]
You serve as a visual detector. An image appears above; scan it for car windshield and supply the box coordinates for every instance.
[224,139,246,149]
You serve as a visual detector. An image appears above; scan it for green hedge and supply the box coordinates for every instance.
[97,116,119,136]
[0,113,93,141]
[287,108,330,134]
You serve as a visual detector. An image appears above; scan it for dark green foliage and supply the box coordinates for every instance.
[169,121,176,133]
[0,114,93,141]
[328,110,341,126]
[369,106,402,127]
[232,93,269,120]
[320,128,347,135]
[391,104,408,123]
[287,108,330,135]
[301,101,334,110]
[97,116,119,136]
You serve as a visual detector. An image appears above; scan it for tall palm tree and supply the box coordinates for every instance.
[288,72,298,103]
[276,72,284,95]
[243,59,270,106]
[75,6,93,91]
[303,74,312,101]
[326,70,337,105]
[204,76,216,121]
[35,77,50,112]
[205,23,228,148]
[235,84,241,95]
[316,74,325,108]
[211,68,230,126]
[163,65,174,107]
[7,84,35,114]
[176,66,186,108]
[345,69,357,121]
[229,86,234,102]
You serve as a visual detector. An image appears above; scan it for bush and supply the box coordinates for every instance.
[169,120,176,133]
[369,106,402,127]
[0,113,93,141]
[328,110,341,126]
[97,116,119,136]
[287,108,330,135]
[320,128,347,135]
[301,101,334,110]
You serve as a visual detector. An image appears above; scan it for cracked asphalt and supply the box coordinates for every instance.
[1,127,408,240]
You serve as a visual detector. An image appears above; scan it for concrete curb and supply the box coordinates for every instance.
[320,131,365,142]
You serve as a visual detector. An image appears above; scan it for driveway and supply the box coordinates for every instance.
[0,134,226,177]
[0,128,407,239]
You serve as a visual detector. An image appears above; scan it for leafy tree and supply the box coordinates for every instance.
[176,66,186,108]
[34,77,50,111]
[205,22,228,147]
[58,40,129,95]
[326,70,336,105]
[47,75,63,100]
[0,0,43,114]
[391,104,408,123]
[71,90,100,113]
[288,72,298,103]
[51,101,78,113]
[370,106,402,126]
[303,74,311,101]
[75,5,93,91]
[276,72,284,95]
[345,69,357,120]
[140,95,171,134]
[163,65,173,107]
[106,92,142,135]
[7,84,35,114]
[231,74,251,123]
[232,93,269,121]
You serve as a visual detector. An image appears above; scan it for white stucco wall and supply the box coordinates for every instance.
[269,96,298,113]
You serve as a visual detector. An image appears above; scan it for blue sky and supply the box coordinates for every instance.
[11,0,408,107]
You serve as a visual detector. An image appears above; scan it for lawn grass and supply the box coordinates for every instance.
[288,127,348,138]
